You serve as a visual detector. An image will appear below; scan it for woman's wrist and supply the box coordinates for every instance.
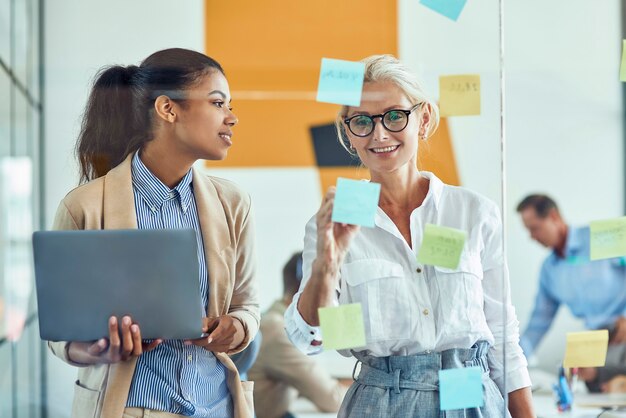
[229,316,246,351]
[312,258,339,283]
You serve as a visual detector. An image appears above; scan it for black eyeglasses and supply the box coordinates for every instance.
[343,103,421,137]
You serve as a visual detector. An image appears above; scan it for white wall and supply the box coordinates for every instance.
[401,0,623,370]
[506,0,623,370]
[43,0,623,415]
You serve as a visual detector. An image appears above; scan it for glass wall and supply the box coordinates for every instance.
[0,0,624,417]
[0,0,43,417]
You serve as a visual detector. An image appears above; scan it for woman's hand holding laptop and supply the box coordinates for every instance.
[184,315,244,353]
[67,315,163,365]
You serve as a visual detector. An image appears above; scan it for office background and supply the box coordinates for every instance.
[0,0,624,416]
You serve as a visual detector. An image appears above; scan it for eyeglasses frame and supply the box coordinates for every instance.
[343,103,422,137]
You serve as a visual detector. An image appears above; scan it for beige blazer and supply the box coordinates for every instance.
[48,154,260,418]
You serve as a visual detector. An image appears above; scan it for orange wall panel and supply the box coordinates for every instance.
[204,0,459,187]
[204,0,397,168]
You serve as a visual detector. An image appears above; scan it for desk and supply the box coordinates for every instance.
[530,369,626,418]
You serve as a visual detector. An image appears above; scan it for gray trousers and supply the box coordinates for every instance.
[339,341,510,418]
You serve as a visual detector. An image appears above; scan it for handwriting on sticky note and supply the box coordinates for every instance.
[621,40,626,82]
[331,178,381,228]
[439,75,481,117]
[318,303,366,351]
[563,330,609,368]
[316,58,366,107]
[590,217,626,261]
[420,0,468,21]
[418,224,467,269]
[439,367,484,410]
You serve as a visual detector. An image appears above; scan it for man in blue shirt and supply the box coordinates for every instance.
[517,194,626,389]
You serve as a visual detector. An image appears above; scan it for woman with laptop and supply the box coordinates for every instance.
[284,55,535,417]
[48,48,259,418]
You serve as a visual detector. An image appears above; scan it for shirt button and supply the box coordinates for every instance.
[416,267,422,273]
[169,192,175,198]
[187,355,193,361]
[423,309,429,316]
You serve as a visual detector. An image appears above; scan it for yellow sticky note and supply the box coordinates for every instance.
[439,75,481,116]
[563,330,609,368]
[590,217,626,261]
[318,303,366,351]
[620,40,626,82]
[418,224,467,269]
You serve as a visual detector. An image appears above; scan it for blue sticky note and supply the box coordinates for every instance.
[316,58,365,106]
[439,367,484,410]
[420,0,468,21]
[332,178,381,228]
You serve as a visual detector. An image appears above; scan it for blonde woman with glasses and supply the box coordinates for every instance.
[285,55,534,418]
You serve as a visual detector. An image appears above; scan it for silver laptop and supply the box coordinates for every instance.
[33,229,204,342]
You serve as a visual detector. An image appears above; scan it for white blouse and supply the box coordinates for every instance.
[284,172,531,394]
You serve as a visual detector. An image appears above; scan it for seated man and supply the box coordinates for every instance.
[248,252,349,418]
[517,194,626,391]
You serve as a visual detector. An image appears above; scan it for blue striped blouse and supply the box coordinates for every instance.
[125,151,233,417]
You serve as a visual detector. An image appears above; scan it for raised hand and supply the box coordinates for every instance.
[315,187,360,276]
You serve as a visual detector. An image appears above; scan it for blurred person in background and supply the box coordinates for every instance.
[249,252,349,418]
[517,194,626,392]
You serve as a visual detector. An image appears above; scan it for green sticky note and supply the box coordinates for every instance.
[439,75,481,117]
[318,303,366,351]
[439,367,484,410]
[332,177,381,228]
[418,224,467,269]
[590,217,626,261]
[316,58,366,106]
[620,40,626,82]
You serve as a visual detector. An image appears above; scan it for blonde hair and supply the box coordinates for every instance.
[334,54,440,156]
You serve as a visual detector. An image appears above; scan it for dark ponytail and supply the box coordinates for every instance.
[76,48,225,183]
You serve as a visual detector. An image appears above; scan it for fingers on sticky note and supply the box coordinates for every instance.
[331,178,381,228]
[439,75,481,117]
[418,224,467,269]
[439,367,484,410]
[318,303,367,351]
[590,217,626,261]
[316,58,366,107]
[420,0,468,22]
[563,330,609,368]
